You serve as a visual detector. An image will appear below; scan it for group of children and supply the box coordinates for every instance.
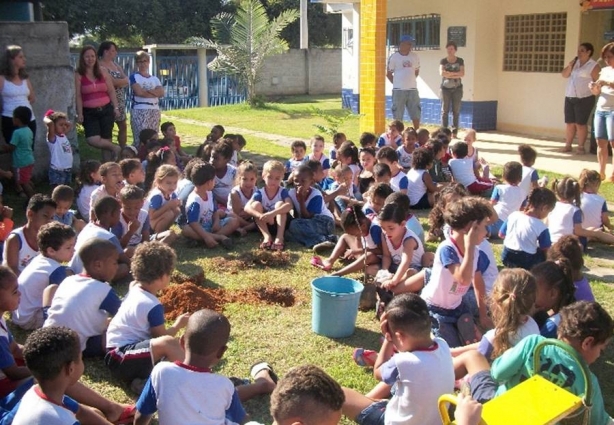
[0,107,612,424]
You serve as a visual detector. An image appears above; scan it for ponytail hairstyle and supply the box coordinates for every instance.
[340,205,367,233]
[551,177,581,206]
[75,159,101,197]
[338,141,359,165]
[525,187,557,211]
[489,269,537,359]
[145,147,175,192]
[578,169,601,192]
[531,259,576,313]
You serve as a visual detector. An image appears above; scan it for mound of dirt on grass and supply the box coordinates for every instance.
[208,251,291,274]
[229,286,296,307]
[172,270,205,285]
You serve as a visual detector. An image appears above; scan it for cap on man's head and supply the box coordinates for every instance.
[400,35,416,44]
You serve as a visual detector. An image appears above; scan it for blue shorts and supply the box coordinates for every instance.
[470,370,497,404]
[202,216,231,233]
[356,400,387,425]
[594,109,614,140]
[501,247,545,271]
[104,340,153,382]
[48,168,72,186]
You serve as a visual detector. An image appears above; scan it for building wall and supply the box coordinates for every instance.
[0,22,77,180]
[255,48,341,96]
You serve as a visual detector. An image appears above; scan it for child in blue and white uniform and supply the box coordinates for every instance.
[488,161,525,237]
[396,127,417,171]
[407,147,439,209]
[227,161,258,236]
[518,144,539,199]
[307,135,330,177]
[578,169,614,247]
[210,140,237,207]
[285,140,308,180]
[376,147,408,194]
[377,119,403,148]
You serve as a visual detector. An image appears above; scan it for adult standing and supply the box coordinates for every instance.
[129,51,163,147]
[74,45,121,162]
[562,43,600,154]
[439,41,465,137]
[590,42,614,182]
[0,45,36,146]
[98,41,129,149]
[387,35,421,129]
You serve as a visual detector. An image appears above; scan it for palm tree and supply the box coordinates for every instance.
[188,0,299,106]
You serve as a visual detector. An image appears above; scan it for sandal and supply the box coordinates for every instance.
[310,256,332,272]
[250,362,279,383]
[456,313,480,345]
[113,405,136,425]
[353,348,378,367]
[259,241,272,250]
[271,242,285,251]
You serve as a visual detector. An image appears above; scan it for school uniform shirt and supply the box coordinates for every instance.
[136,361,246,425]
[226,185,253,211]
[581,192,608,229]
[175,178,195,205]
[288,188,333,220]
[77,184,99,221]
[68,223,122,274]
[491,184,525,222]
[380,338,454,425]
[362,218,383,250]
[106,285,164,349]
[7,227,38,273]
[500,211,551,254]
[519,166,539,198]
[229,150,239,167]
[384,228,424,270]
[12,256,68,328]
[477,316,539,359]
[111,209,150,246]
[389,170,409,193]
[406,168,428,206]
[44,274,121,351]
[307,153,331,170]
[147,187,178,212]
[329,147,337,161]
[213,164,236,205]
[478,239,499,294]
[377,132,402,148]
[12,386,79,425]
[90,185,118,212]
[185,191,216,227]
[548,202,582,244]
[284,158,308,174]
[540,313,561,339]
[396,146,414,170]
[250,187,290,213]
[47,134,73,170]
[448,158,476,187]
[421,238,490,310]
[54,211,76,227]
[348,163,361,183]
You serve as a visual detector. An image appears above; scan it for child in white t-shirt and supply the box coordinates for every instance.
[307,135,331,177]
[44,110,73,187]
[210,140,237,206]
[76,160,101,222]
[406,147,439,209]
[341,294,454,425]
[396,127,417,171]
[449,142,493,195]
[579,169,614,245]
[52,185,85,234]
[376,147,408,194]
[488,161,525,237]
[12,222,75,330]
[518,144,539,199]
[285,140,308,181]
[377,119,403,148]
[44,238,121,357]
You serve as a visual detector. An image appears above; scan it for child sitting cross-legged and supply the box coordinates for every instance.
[182,162,239,248]
[68,197,131,282]
[120,158,146,187]
[406,147,439,209]
[105,242,190,391]
[227,161,258,236]
[112,185,177,258]
[341,293,454,425]
[245,160,292,251]
[548,235,595,302]
[89,161,123,221]
[52,185,86,234]
[487,161,525,238]
[376,147,408,194]
[270,365,345,425]
[146,164,182,235]
[448,141,493,196]
[210,140,237,206]
[12,222,75,331]
[134,309,278,425]
[44,238,121,358]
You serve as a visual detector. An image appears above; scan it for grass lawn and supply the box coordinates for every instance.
[9,95,614,424]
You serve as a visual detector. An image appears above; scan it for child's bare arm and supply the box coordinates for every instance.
[119,220,140,248]
[150,313,190,338]
[44,115,56,143]
[423,172,439,194]
[602,211,612,230]
[188,221,217,246]
[473,272,492,329]
[3,234,20,276]
[149,198,181,220]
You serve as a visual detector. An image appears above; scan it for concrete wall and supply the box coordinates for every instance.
[255,48,341,96]
[0,22,76,180]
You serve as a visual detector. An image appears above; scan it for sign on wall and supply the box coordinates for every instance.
[447,26,466,47]
[582,1,614,11]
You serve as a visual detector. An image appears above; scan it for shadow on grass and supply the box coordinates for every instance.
[593,343,614,414]
[329,326,384,349]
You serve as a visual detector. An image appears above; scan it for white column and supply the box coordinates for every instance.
[197,47,209,107]
[300,0,309,49]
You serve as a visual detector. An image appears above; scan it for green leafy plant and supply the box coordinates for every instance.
[310,107,355,137]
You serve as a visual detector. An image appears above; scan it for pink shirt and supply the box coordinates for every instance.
[80,75,110,108]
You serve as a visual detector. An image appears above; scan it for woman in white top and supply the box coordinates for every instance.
[129,51,163,147]
[98,41,129,149]
[590,42,614,182]
[561,43,599,154]
[0,45,36,146]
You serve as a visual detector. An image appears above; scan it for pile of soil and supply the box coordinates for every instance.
[172,270,205,285]
[208,251,291,274]
[229,286,296,307]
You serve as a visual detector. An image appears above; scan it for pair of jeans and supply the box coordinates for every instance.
[441,86,463,131]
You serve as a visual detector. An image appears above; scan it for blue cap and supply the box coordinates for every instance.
[400,35,415,44]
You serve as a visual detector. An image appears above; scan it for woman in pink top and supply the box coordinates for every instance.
[74,45,120,162]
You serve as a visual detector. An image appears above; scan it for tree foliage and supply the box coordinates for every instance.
[42,0,227,44]
[188,0,299,106]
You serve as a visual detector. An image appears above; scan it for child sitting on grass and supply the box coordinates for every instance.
[3,194,56,276]
[487,161,525,238]
[160,121,191,166]
[52,185,85,234]
[182,162,238,248]
[307,135,331,177]
[146,164,181,235]
[13,222,75,330]
[120,158,146,187]
[358,147,376,195]
[245,160,292,251]
[377,119,403,148]
[89,161,123,221]
[384,192,425,244]
[75,160,101,222]
[68,197,131,282]
[426,139,451,184]
[448,142,493,195]
[580,169,612,236]
[396,127,418,171]
[341,294,454,425]
[44,238,121,358]
[226,133,246,167]
[548,235,595,302]
[329,164,361,214]
[362,182,393,216]
[427,183,468,242]
[270,365,345,425]
[105,242,190,391]
[376,147,408,194]
[406,147,439,209]
[518,144,539,199]
[134,309,277,425]
[210,140,237,206]
[285,140,308,181]
[373,163,392,186]
[227,161,258,236]
[0,194,13,260]
[329,132,346,161]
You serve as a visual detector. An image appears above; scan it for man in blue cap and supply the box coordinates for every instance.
[387,35,421,129]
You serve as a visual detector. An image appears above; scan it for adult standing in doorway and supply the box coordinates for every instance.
[129,51,163,147]
[75,45,121,162]
[387,35,421,129]
[439,41,465,137]
[590,42,614,182]
[98,41,129,149]
[562,42,599,154]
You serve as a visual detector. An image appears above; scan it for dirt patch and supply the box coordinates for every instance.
[161,277,296,320]
[209,251,291,274]
[172,270,205,285]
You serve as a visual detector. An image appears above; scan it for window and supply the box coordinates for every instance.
[387,14,440,50]
[503,13,566,73]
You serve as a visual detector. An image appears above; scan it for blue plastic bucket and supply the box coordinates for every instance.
[311,276,364,338]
